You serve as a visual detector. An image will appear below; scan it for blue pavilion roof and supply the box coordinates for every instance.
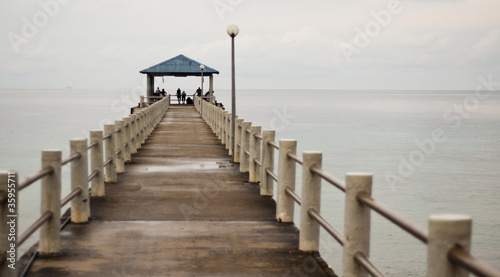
[140,54,219,77]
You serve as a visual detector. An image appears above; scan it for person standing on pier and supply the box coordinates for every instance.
[181,91,186,104]
[176,88,181,104]
[154,87,161,102]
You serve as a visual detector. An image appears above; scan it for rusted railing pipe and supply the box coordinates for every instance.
[18,167,53,191]
[285,187,301,206]
[19,210,53,248]
[268,140,279,150]
[287,152,303,165]
[310,166,346,192]
[448,246,500,277]
[308,208,344,246]
[354,252,385,277]
[60,187,83,207]
[357,193,428,244]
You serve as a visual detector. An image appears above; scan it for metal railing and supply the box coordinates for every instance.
[196,96,500,277]
[141,94,211,107]
[0,96,170,276]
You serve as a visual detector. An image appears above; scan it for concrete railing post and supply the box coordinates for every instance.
[129,114,138,154]
[39,150,62,255]
[133,113,140,150]
[260,130,275,196]
[147,108,153,136]
[70,138,90,223]
[214,107,219,137]
[221,111,227,146]
[115,120,125,173]
[227,113,232,153]
[210,105,215,131]
[122,117,132,162]
[104,124,117,182]
[249,126,262,183]
[90,130,105,197]
[343,173,372,277]
[218,109,224,142]
[140,111,147,144]
[234,119,244,163]
[213,106,217,131]
[276,139,297,223]
[239,121,252,173]
[427,214,472,277]
[299,152,323,252]
[135,112,142,148]
[137,111,144,146]
[144,110,151,139]
[1,171,17,277]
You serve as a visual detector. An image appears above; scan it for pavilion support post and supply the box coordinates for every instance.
[147,74,154,98]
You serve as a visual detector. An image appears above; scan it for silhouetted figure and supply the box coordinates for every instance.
[176,88,181,104]
[154,87,161,102]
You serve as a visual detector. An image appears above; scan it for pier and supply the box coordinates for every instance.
[2,95,500,276]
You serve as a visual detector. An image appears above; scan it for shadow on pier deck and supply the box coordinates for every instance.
[18,106,336,276]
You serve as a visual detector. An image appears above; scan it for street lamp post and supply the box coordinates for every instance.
[200,64,205,115]
[227,24,239,162]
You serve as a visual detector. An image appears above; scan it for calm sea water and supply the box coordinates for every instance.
[1,89,499,275]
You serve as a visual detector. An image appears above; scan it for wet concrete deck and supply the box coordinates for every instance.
[18,105,337,276]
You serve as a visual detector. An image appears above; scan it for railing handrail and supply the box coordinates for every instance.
[18,210,53,247]
[310,166,345,192]
[448,246,500,277]
[194,96,500,277]
[356,192,428,244]
[18,167,54,191]
[308,208,344,246]
[286,152,303,165]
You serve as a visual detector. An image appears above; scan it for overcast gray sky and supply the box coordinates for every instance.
[1,0,499,90]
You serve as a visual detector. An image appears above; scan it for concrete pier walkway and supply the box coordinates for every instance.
[18,105,336,276]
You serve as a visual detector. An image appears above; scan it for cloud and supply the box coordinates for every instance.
[0,0,499,90]
[472,28,500,61]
